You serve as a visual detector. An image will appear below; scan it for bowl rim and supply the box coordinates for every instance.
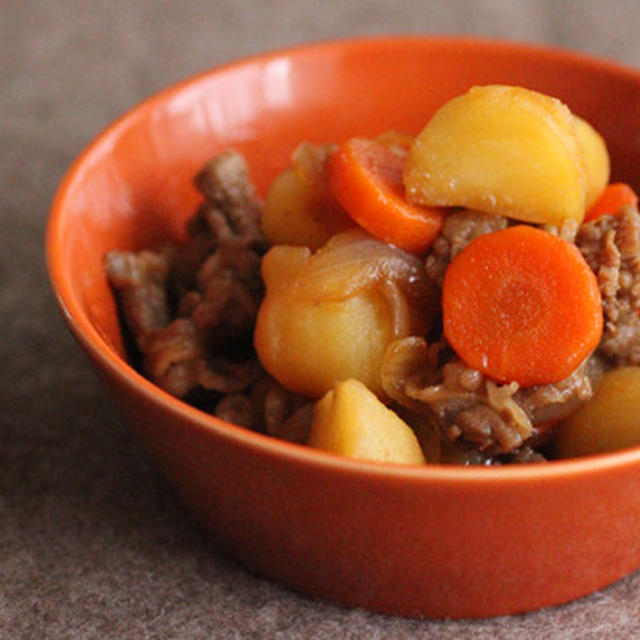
[47,34,640,484]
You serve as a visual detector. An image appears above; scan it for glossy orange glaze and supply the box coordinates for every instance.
[47,37,640,618]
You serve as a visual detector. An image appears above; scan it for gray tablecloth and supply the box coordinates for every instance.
[4,1,640,637]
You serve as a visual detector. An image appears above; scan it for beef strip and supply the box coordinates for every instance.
[406,358,534,455]
[576,204,640,364]
[516,354,606,426]
[425,210,508,286]
[179,240,263,347]
[382,337,598,456]
[213,393,255,429]
[452,402,524,452]
[250,375,312,443]
[171,150,269,297]
[106,149,268,399]
[195,150,262,220]
[104,249,172,345]
[213,374,312,444]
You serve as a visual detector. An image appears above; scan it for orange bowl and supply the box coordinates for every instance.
[47,37,640,618]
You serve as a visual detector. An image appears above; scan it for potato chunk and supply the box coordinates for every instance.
[254,230,434,398]
[553,367,640,458]
[404,85,587,225]
[262,143,353,250]
[573,115,610,209]
[308,378,426,464]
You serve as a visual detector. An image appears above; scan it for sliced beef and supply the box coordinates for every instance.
[576,204,640,364]
[452,402,524,453]
[405,357,534,455]
[425,210,508,286]
[104,249,172,346]
[178,241,263,347]
[213,393,255,429]
[213,374,312,444]
[142,318,203,396]
[171,150,268,297]
[106,149,268,400]
[195,150,262,219]
[515,355,606,427]
[382,337,598,456]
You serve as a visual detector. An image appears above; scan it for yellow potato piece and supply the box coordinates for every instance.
[404,85,588,225]
[262,168,331,249]
[260,244,311,289]
[254,231,432,399]
[308,379,426,464]
[573,115,610,209]
[553,367,640,458]
[255,249,393,397]
[262,144,353,250]
[256,286,392,397]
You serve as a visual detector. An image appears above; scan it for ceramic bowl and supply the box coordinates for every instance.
[47,36,640,618]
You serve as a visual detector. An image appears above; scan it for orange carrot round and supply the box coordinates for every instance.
[442,225,603,387]
[584,182,638,222]
[327,137,445,254]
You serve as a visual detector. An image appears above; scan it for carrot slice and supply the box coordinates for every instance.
[584,182,638,222]
[327,138,445,253]
[442,225,603,387]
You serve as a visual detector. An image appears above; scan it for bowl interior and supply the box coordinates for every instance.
[49,35,640,440]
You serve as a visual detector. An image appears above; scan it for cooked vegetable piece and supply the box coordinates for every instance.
[259,244,312,287]
[553,367,640,457]
[404,85,587,225]
[573,115,610,210]
[262,143,354,250]
[308,378,426,464]
[262,168,330,249]
[254,230,434,398]
[583,182,639,222]
[327,137,445,253]
[442,225,603,387]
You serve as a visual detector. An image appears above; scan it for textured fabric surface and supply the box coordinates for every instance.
[4,1,640,637]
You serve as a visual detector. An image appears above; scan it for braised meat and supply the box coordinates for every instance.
[576,205,640,364]
[381,337,599,456]
[105,249,172,342]
[425,209,508,287]
[106,150,268,398]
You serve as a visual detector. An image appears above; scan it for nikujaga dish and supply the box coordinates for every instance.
[49,38,640,618]
[106,84,640,466]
